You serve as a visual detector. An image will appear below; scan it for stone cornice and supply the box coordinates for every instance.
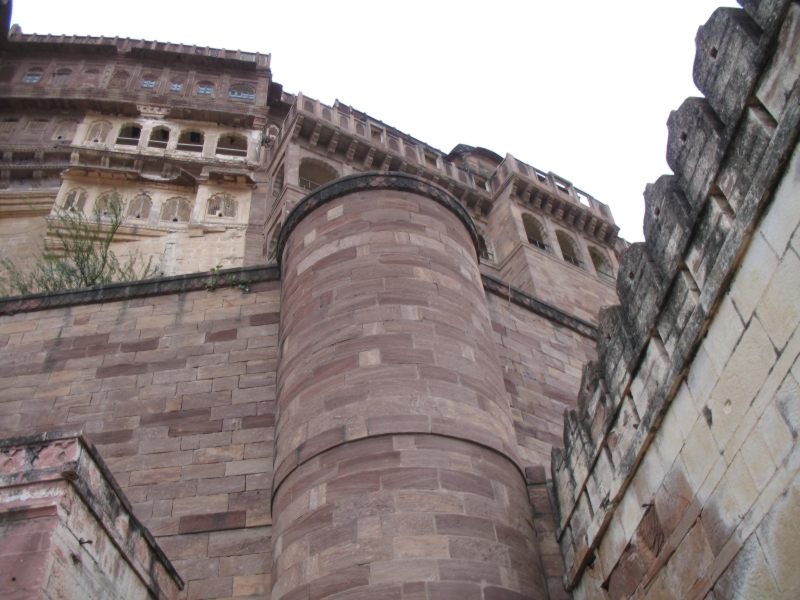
[276,171,482,265]
[0,264,280,315]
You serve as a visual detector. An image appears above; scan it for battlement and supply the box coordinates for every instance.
[6,28,271,71]
[551,1,800,595]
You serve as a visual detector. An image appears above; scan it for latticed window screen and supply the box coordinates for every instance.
[85,121,112,144]
[160,198,193,223]
[63,189,87,212]
[127,194,152,220]
[52,120,78,141]
[96,193,116,217]
[207,194,237,218]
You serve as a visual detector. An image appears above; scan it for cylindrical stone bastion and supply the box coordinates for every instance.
[272,173,547,600]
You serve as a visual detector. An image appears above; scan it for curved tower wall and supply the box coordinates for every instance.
[271,173,547,600]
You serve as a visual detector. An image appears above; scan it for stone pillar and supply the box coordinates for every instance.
[272,173,547,600]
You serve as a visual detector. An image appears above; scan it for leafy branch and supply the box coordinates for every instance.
[0,190,161,296]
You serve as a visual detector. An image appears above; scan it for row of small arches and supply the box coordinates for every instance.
[2,66,256,102]
[62,190,238,222]
[522,213,614,279]
[85,121,248,157]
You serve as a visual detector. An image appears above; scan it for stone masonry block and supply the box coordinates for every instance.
[737,0,792,37]
[643,175,697,284]
[667,98,726,211]
[616,244,665,358]
[694,8,766,130]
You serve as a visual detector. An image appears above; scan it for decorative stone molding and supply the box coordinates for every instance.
[275,171,482,265]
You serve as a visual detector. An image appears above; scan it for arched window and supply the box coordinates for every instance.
[108,70,131,90]
[196,81,214,96]
[298,159,339,191]
[266,222,282,261]
[522,214,549,252]
[589,247,615,282]
[339,115,348,129]
[303,99,314,112]
[404,144,417,161]
[148,126,170,149]
[127,193,152,220]
[52,120,78,141]
[140,74,157,90]
[356,123,366,136]
[85,120,112,144]
[272,164,284,198]
[63,189,87,212]
[556,231,583,268]
[266,124,279,141]
[115,123,141,146]
[169,80,183,93]
[215,134,248,158]
[79,68,100,88]
[23,68,43,84]
[228,83,255,102]
[0,66,16,83]
[177,130,204,152]
[95,191,119,219]
[478,231,495,263]
[50,68,72,87]
[160,197,193,223]
[322,108,332,121]
[207,193,237,218]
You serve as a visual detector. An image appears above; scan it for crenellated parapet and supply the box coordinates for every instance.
[551,0,800,591]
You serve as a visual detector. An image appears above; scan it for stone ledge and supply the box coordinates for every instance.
[0,263,280,316]
[482,274,598,340]
[0,431,183,599]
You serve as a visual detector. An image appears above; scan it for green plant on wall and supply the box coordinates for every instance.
[0,190,160,296]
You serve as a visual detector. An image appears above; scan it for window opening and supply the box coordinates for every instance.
[23,69,43,84]
[85,121,112,144]
[127,194,152,220]
[474,175,489,191]
[216,134,248,158]
[590,247,615,282]
[522,214,550,252]
[177,130,204,152]
[109,71,130,89]
[197,83,214,96]
[556,231,583,268]
[229,84,255,102]
[115,124,142,146]
[207,193,237,218]
[148,127,170,149]
[272,165,285,198]
[479,234,495,262]
[160,197,193,223]
[298,160,339,191]
[169,82,182,93]
[53,120,78,141]
[63,189,87,212]
[141,78,156,89]
[534,170,547,183]
[50,68,72,87]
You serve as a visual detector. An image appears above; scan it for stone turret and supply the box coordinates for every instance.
[270,172,549,599]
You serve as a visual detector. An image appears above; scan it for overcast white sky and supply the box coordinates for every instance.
[11,0,739,242]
